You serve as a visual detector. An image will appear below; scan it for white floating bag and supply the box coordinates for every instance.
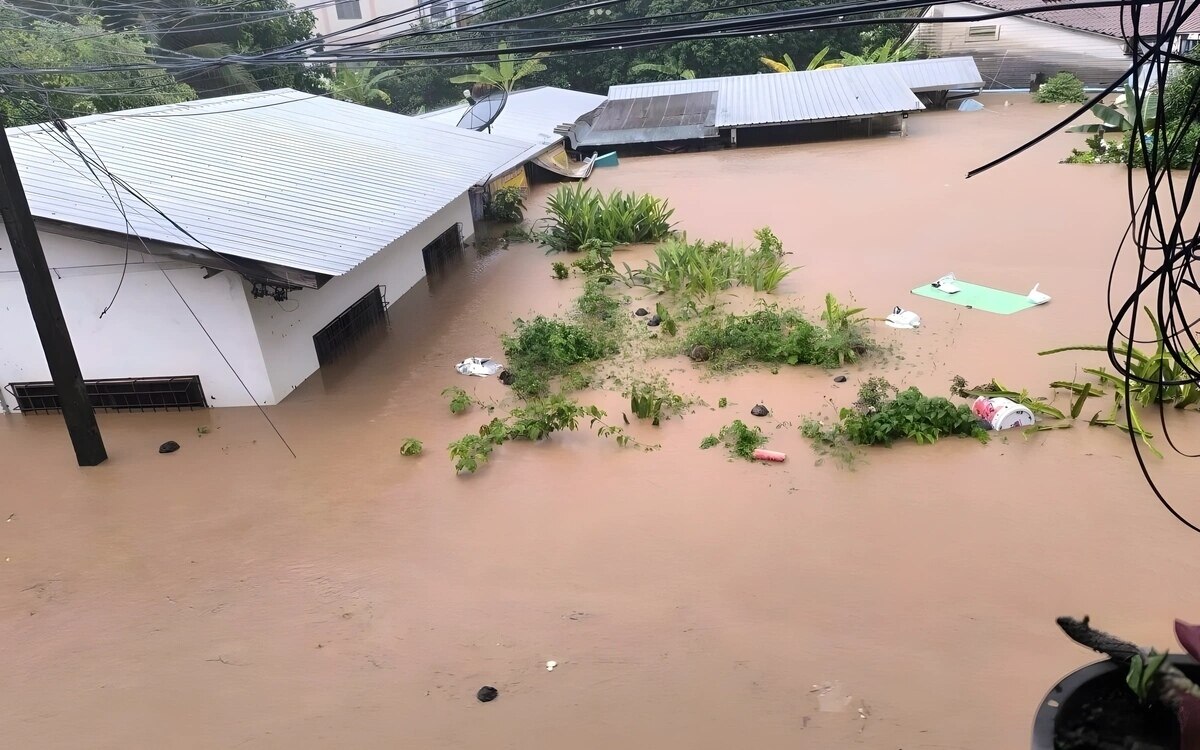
[1027,283,1052,305]
[455,357,504,377]
[931,272,960,294]
[885,306,922,330]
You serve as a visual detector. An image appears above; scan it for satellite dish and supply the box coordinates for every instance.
[457,87,508,132]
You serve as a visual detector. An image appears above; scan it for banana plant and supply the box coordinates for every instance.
[1067,84,1159,133]
[760,47,843,73]
[630,62,695,80]
[449,40,548,92]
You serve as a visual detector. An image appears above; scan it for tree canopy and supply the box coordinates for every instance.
[0,9,196,126]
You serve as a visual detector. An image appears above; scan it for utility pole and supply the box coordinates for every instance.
[0,117,106,466]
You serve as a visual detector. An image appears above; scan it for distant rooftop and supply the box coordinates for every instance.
[961,0,1200,38]
[607,65,926,128]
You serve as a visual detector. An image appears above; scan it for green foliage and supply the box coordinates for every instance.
[501,316,616,398]
[1063,132,1128,164]
[0,11,195,125]
[700,419,768,459]
[329,62,399,107]
[1165,63,1200,124]
[837,37,916,65]
[684,301,872,371]
[486,186,526,223]
[571,240,618,281]
[631,61,696,80]
[448,395,643,473]
[624,227,793,296]
[539,185,675,253]
[449,40,549,91]
[820,293,869,366]
[1041,307,1200,457]
[949,376,1066,420]
[400,438,424,456]
[625,376,691,425]
[577,278,621,320]
[1127,651,1169,703]
[442,386,475,415]
[552,262,570,280]
[1067,85,1158,134]
[803,378,988,455]
[718,397,728,408]
[654,302,678,336]
[1034,72,1087,104]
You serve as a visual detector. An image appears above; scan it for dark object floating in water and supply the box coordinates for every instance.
[751,404,769,417]
[834,375,848,383]
[647,315,661,327]
[477,686,498,703]
[688,345,711,362]
[634,308,649,317]
[159,441,180,454]
[498,370,515,386]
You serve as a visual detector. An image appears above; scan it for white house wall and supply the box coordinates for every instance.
[912,3,1130,88]
[245,194,474,403]
[0,232,274,410]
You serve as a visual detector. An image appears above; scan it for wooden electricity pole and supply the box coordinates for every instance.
[0,118,106,466]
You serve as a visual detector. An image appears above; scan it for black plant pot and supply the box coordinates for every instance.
[1032,655,1200,750]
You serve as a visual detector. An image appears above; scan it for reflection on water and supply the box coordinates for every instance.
[3,97,1200,750]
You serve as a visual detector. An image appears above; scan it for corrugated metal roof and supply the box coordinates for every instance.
[572,91,720,146]
[7,89,530,277]
[887,57,984,92]
[607,66,924,127]
[420,86,607,146]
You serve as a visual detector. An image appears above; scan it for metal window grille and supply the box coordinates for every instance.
[6,376,208,414]
[313,285,388,367]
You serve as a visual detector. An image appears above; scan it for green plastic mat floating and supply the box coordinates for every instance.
[911,280,1037,315]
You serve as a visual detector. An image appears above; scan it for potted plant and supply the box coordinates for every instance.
[1033,617,1200,749]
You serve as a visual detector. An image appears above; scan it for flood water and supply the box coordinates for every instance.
[4,96,1200,749]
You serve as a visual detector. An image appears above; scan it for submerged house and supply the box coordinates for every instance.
[0,90,528,411]
[420,86,608,195]
[563,57,982,151]
[909,0,1200,88]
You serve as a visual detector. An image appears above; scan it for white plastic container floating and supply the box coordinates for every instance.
[972,396,1035,430]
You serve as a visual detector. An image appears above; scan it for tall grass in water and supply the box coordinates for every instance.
[684,299,872,370]
[539,184,674,253]
[626,227,794,296]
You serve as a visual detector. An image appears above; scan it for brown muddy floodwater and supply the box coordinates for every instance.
[4,96,1200,750]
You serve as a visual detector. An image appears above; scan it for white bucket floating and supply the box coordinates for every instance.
[972,396,1035,431]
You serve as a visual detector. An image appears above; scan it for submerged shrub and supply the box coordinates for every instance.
[802,378,988,457]
[683,300,872,371]
[625,226,793,296]
[700,419,768,459]
[1034,72,1086,104]
[501,316,615,397]
[485,186,525,223]
[539,184,674,253]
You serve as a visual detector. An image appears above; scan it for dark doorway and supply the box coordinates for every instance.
[313,285,388,367]
[421,224,464,283]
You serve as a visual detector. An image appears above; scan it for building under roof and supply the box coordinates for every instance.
[1,90,530,410]
[566,58,982,150]
[420,86,608,187]
[9,89,528,285]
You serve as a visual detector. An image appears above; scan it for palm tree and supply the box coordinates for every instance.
[449,41,548,92]
[630,61,696,80]
[760,47,843,73]
[330,63,400,107]
[837,38,917,66]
